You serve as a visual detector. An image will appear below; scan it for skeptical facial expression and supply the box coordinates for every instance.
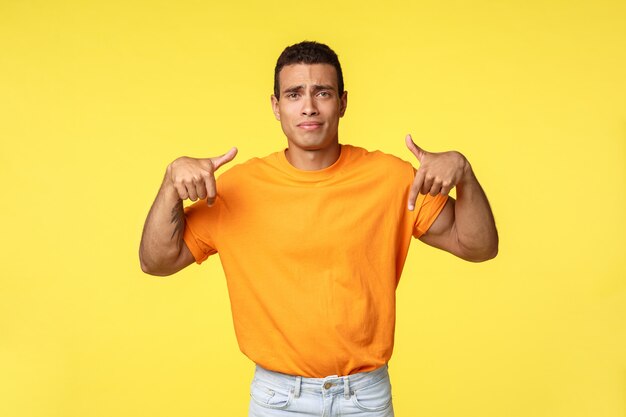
[271,64,348,153]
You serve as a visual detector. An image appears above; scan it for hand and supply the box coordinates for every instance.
[166,147,238,206]
[405,134,469,211]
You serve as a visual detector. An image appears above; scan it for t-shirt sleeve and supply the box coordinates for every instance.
[182,200,219,264]
[412,192,449,238]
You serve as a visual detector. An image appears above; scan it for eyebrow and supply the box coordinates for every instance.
[282,84,336,94]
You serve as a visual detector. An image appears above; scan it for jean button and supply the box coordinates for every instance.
[323,382,333,389]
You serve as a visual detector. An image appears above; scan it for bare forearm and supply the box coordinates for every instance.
[453,167,499,261]
[139,149,237,275]
[139,176,186,273]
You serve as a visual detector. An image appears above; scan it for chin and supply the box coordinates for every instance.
[299,142,333,151]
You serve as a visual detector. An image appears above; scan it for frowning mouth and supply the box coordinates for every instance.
[298,122,323,130]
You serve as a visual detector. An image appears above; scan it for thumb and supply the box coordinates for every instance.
[405,134,426,162]
[210,147,238,171]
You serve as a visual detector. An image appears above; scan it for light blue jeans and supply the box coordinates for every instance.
[248,364,394,417]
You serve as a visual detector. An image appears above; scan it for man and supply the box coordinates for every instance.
[139,41,498,417]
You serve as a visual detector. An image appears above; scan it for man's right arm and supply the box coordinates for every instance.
[139,177,195,276]
[139,148,237,276]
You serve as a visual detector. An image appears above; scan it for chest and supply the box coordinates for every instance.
[219,179,407,256]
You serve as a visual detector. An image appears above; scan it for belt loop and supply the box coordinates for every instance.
[343,375,350,399]
[294,376,302,398]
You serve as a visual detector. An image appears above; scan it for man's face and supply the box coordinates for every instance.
[271,63,347,153]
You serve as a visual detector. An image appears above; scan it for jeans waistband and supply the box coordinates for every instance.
[253,364,389,399]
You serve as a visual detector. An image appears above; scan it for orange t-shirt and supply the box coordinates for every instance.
[183,144,448,377]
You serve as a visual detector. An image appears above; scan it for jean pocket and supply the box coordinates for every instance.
[250,379,294,410]
[350,376,393,412]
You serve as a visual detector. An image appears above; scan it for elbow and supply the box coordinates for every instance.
[474,244,498,262]
[463,249,497,263]
[139,253,174,277]
[459,237,499,263]
[487,233,500,260]
[140,258,156,275]
[139,257,158,276]
[475,240,499,262]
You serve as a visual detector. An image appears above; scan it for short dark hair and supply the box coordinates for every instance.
[274,41,344,99]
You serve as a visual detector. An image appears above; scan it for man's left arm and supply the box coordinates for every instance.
[406,134,499,262]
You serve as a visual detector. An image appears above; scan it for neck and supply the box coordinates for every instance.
[284,143,341,171]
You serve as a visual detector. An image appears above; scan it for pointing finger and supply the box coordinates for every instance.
[408,169,425,211]
[204,170,217,206]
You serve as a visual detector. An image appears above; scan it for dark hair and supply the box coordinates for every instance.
[274,41,344,99]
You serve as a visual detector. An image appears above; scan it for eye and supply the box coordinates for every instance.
[286,92,299,99]
[317,91,331,98]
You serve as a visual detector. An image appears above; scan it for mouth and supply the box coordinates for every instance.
[297,122,323,131]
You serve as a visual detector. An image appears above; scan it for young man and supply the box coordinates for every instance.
[139,41,498,417]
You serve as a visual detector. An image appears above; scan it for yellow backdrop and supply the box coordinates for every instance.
[1,1,625,416]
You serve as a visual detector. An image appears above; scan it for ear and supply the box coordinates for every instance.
[271,94,280,121]
[339,90,348,117]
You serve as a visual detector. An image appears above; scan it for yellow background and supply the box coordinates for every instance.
[1,0,625,416]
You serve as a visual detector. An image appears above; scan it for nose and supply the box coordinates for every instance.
[301,94,319,116]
